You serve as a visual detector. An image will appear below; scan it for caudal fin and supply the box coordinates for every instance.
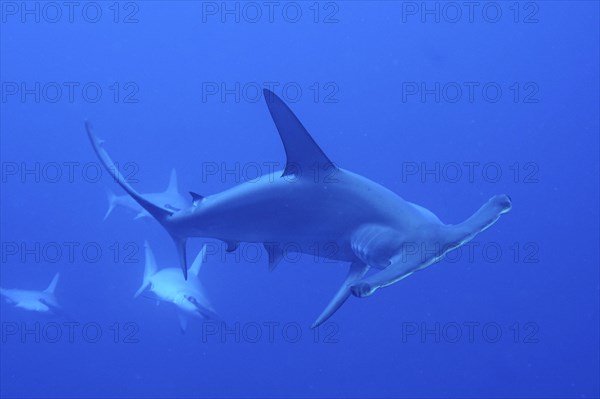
[44,273,60,294]
[85,121,190,279]
[135,241,158,298]
[86,122,173,223]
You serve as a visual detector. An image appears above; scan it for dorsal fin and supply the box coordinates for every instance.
[263,89,337,177]
[166,169,178,193]
[44,273,60,294]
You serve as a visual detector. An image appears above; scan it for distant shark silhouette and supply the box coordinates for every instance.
[86,89,512,327]
[104,169,189,221]
[0,273,61,314]
[135,242,218,332]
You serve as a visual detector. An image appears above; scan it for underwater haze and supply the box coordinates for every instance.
[1,1,599,398]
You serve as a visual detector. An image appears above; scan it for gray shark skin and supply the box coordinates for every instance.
[135,242,218,332]
[0,273,60,314]
[104,169,189,221]
[86,88,512,327]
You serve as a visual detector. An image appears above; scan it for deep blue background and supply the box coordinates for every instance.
[1,1,598,398]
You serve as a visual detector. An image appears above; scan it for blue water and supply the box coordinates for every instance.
[1,2,599,398]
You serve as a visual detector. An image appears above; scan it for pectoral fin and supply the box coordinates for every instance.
[312,261,369,328]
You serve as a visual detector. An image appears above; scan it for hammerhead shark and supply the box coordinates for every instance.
[86,89,512,327]
[104,169,189,221]
[0,273,61,314]
[135,242,218,332]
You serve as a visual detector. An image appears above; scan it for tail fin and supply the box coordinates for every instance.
[135,241,158,298]
[166,169,178,194]
[44,273,60,294]
[86,122,173,223]
[85,121,190,279]
[103,189,118,221]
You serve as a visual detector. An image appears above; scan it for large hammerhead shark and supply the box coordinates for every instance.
[86,89,512,327]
